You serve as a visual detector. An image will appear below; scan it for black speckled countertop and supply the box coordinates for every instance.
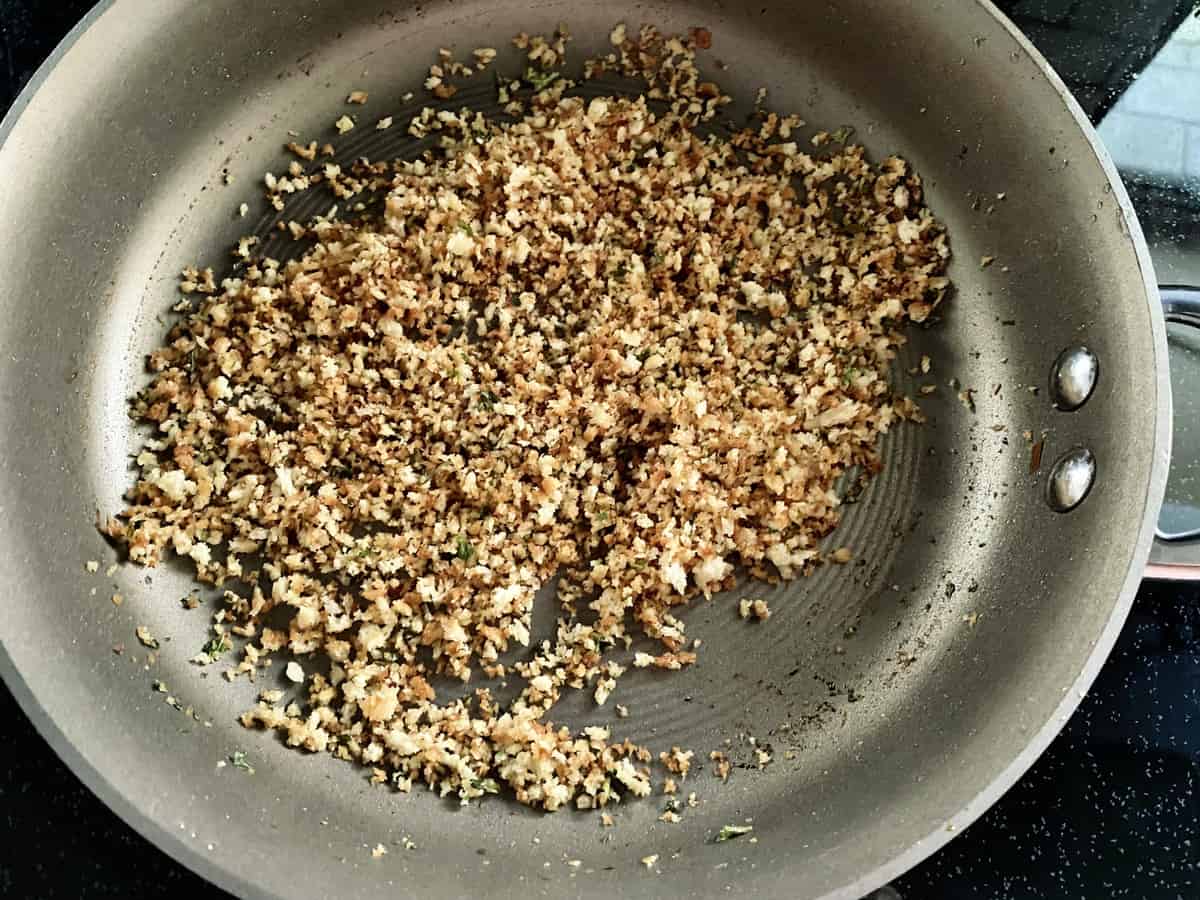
[2,2,1198,898]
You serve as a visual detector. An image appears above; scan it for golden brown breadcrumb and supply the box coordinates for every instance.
[105,23,948,812]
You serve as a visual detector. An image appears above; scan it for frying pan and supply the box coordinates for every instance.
[0,1,1170,898]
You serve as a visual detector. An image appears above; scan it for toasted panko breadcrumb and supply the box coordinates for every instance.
[107,23,949,813]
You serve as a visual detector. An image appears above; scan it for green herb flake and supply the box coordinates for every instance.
[455,535,475,562]
[715,824,754,842]
[230,750,254,774]
[478,390,499,411]
[201,634,231,662]
[524,67,561,91]
[830,125,855,144]
[459,222,474,236]
[472,777,500,794]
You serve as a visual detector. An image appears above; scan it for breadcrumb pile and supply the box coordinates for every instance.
[106,24,949,811]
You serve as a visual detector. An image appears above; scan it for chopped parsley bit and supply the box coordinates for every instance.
[478,390,499,411]
[200,634,231,662]
[471,777,501,794]
[830,125,855,144]
[230,750,255,774]
[715,824,754,842]
[524,66,561,91]
[459,222,474,235]
[842,367,859,385]
[455,535,475,562]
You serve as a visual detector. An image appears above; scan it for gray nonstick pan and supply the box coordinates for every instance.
[0,1,1169,898]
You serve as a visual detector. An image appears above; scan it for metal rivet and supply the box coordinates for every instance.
[1049,345,1099,411]
[1046,447,1096,513]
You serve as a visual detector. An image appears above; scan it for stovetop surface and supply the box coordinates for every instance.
[2,2,1199,898]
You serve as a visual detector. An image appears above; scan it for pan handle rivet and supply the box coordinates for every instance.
[1049,345,1098,410]
[1046,447,1096,513]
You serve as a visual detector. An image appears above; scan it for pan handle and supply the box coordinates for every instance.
[1145,285,1200,580]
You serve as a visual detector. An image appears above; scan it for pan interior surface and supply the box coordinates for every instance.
[0,1,1165,898]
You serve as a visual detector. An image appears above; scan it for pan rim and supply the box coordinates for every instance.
[0,1,1171,898]
[0,3,265,898]
[831,0,1172,895]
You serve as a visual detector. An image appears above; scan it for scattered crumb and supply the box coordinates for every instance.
[347,90,369,104]
[111,592,123,607]
[334,115,355,134]
[135,626,159,649]
[710,751,731,782]
[371,843,388,858]
[105,563,119,577]
[1030,438,1045,474]
[376,116,394,131]
[658,809,681,824]
[85,560,100,573]
[285,661,305,683]
[831,547,853,564]
[238,203,249,217]
[980,255,996,268]
[286,140,318,161]
[641,854,659,868]
[601,812,614,827]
